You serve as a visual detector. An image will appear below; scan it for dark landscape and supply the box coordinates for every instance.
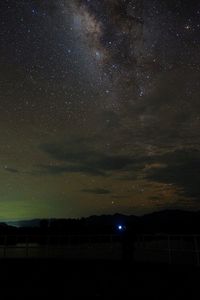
[0,259,199,299]
[3,209,200,235]
[0,0,200,298]
[0,210,199,298]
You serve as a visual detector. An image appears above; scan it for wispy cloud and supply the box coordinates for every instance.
[81,188,111,195]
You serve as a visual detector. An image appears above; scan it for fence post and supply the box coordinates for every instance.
[194,236,200,267]
[110,235,113,249]
[68,235,71,247]
[3,235,7,258]
[46,235,49,258]
[26,236,29,257]
[168,235,172,264]
[142,235,145,248]
[181,236,184,251]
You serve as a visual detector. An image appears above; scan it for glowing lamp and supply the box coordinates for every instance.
[118,225,125,231]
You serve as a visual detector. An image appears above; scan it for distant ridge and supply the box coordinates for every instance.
[6,219,42,228]
[4,209,200,234]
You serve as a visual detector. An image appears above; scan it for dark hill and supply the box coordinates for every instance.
[5,209,200,234]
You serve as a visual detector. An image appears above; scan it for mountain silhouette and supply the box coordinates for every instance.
[5,209,200,234]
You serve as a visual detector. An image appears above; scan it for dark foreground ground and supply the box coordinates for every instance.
[0,259,199,299]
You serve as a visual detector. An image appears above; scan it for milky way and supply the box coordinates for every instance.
[71,0,150,102]
[0,0,199,220]
[70,0,195,103]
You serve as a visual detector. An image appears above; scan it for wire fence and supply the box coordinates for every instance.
[0,234,199,266]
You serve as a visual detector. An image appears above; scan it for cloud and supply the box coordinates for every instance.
[111,195,129,199]
[39,137,200,203]
[40,142,94,162]
[38,164,105,176]
[146,148,200,199]
[4,167,19,174]
[118,174,139,181]
[39,138,142,176]
[81,188,111,195]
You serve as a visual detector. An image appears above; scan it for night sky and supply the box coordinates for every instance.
[0,0,200,220]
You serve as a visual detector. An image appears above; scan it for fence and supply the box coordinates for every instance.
[135,234,200,266]
[0,234,199,266]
